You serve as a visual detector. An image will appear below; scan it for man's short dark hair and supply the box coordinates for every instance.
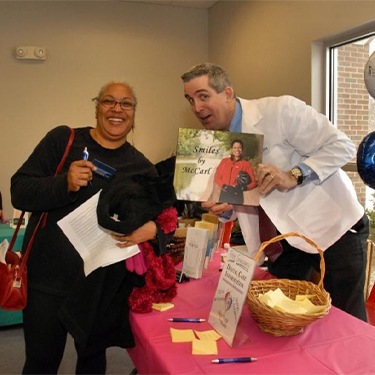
[181,63,232,93]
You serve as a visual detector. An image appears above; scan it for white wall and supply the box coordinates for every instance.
[208,1,375,105]
[0,1,208,219]
[3,0,375,219]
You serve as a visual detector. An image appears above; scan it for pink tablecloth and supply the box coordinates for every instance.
[128,251,375,374]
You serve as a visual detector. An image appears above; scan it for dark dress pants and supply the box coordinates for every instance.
[22,288,106,374]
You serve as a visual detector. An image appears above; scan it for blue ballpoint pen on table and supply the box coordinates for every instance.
[168,318,205,323]
[211,357,257,364]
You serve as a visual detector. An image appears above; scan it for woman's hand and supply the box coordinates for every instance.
[111,221,157,248]
[67,160,96,192]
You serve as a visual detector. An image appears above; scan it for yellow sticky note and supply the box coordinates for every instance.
[170,328,196,343]
[152,303,175,312]
[259,289,325,315]
[297,298,326,314]
[259,288,293,308]
[194,330,222,341]
[295,295,315,301]
[274,299,308,314]
[192,338,218,355]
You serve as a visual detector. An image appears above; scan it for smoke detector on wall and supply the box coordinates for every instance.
[15,46,47,61]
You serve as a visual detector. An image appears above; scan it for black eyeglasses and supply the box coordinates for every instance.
[95,98,136,111]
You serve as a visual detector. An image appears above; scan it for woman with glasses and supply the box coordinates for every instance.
[11,82,177,374]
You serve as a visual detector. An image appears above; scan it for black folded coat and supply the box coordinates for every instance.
[96,172,177,235]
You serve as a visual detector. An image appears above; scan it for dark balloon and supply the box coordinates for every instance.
[357,131,375,189]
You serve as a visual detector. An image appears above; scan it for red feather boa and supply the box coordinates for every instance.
[128,207,178,313]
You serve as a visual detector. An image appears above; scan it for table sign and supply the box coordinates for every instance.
[208,247,255,346]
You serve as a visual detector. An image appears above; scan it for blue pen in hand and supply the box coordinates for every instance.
[82,147,92,185]
[211,357,257,364]
[82,147,89,161]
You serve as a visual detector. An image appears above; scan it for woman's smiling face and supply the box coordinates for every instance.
[94,83,136,148]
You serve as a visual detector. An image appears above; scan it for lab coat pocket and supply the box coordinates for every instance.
[288,187,342,239]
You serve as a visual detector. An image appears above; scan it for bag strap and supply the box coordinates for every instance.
[55,128,75,176]
[41,127,75,227]
[8,211,26,251]
[8,128,75,263]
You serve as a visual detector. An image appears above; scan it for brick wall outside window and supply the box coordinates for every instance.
[336,42,374,207]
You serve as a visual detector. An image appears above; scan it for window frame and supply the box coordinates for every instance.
[312,20,375,118]
[314,21,375,208]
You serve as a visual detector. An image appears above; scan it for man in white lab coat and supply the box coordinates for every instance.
[181,63,368,321]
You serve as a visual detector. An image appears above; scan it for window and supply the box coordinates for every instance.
[324,24,375,210]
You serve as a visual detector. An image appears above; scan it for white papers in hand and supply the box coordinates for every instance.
[57,192,140,276]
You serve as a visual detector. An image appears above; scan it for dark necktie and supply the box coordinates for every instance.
[258,206,283,262]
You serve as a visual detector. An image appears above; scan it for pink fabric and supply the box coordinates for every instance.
[128,250,375,374]
[125,252,147,275]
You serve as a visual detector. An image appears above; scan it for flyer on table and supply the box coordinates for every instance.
[208,246,255,346]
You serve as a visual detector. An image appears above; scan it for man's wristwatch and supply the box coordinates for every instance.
[290,166,305,185]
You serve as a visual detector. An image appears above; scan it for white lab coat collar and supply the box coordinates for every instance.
[238,97,264,135]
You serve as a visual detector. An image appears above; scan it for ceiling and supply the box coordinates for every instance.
[123,0,220,9]
[21,0,220,8]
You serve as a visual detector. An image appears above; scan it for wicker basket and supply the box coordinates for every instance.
[247,232,332,336]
